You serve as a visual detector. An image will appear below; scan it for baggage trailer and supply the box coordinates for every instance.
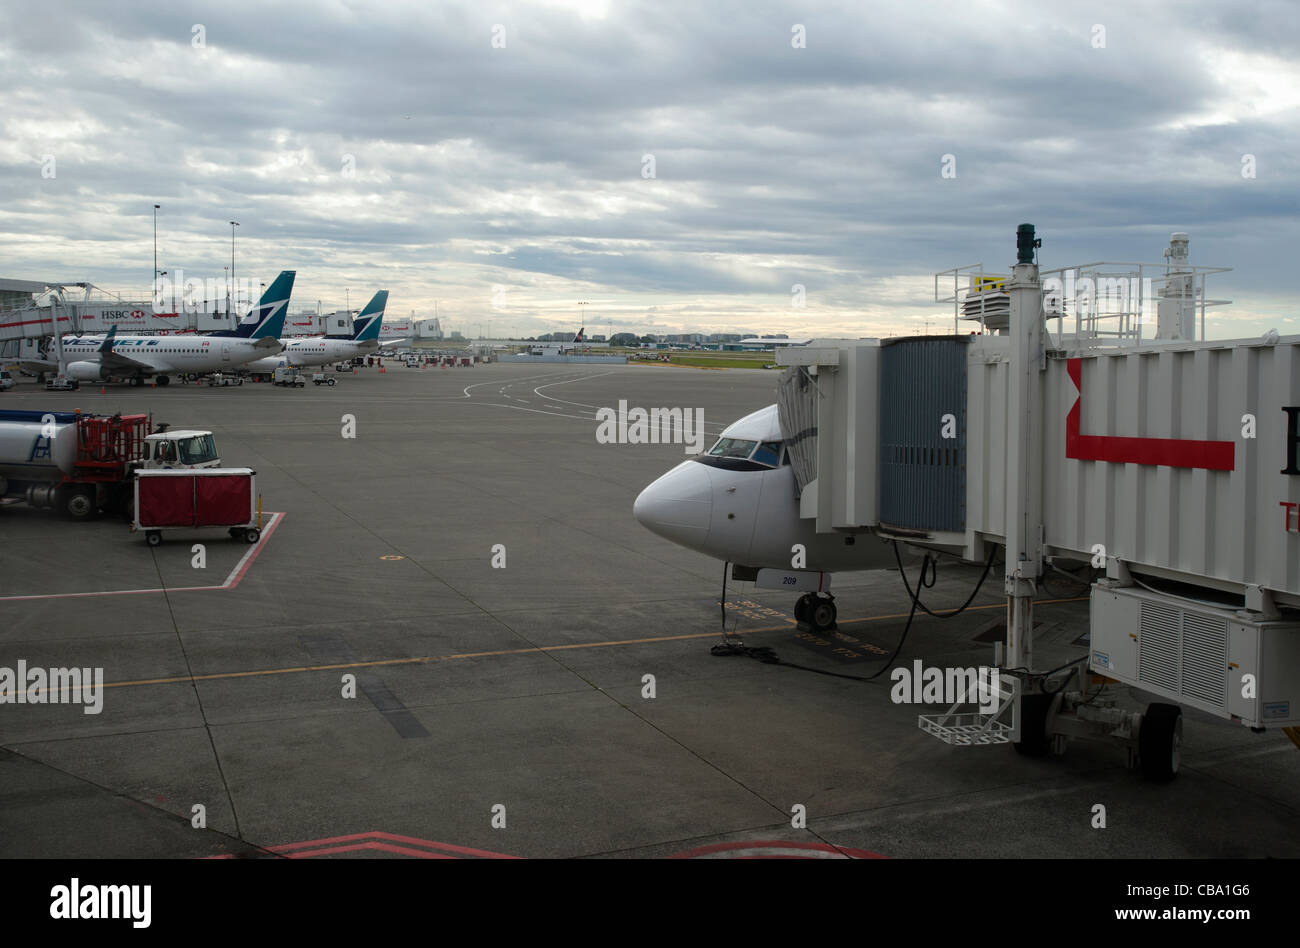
[133,467,260,546]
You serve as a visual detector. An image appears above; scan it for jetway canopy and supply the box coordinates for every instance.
[0,278,56,318]
[777,332,1300,607]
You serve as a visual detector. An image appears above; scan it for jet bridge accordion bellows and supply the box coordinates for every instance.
[878,337,969,533]
[776,365,818,495]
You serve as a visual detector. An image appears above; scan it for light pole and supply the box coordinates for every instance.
[153,204,161,283]
[223,266,229,316]
[229,221,239,309]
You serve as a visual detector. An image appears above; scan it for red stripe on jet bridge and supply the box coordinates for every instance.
[1065,358,1234,471]
[0,315,76,329]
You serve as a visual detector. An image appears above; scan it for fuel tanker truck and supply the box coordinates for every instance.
[0,409,220,520]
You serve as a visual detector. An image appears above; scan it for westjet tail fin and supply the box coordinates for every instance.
[231,271,296,339]
[352,291,388,342]
[97,324,119,353]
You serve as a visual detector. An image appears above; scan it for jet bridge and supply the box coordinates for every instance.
[777,227,1300,778]
[0,282,238,352]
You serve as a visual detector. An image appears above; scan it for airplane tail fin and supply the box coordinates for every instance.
[234,271,296,339]
[97,324,118,353]
[573,327,584,343]
[353,291,387,342]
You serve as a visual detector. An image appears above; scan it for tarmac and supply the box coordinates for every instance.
[1,360,1298,859]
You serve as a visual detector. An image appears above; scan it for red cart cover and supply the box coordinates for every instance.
[137,475,194,527]
[195,473,252,526]
[136,469,255,529]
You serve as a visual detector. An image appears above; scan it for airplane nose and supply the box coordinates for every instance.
[633,460,712,549]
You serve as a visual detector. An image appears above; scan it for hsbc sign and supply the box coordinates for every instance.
[79,306,178,323]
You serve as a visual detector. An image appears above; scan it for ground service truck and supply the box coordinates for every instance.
[0,409,221,519]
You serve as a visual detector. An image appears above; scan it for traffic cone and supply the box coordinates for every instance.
[99,386,105,394]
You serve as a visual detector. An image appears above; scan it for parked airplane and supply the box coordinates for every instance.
[529,327,587,355]
[48,272,295,386]
[633,403,898,629]
[242,290,387,373]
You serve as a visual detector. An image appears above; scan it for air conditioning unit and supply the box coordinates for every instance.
[1090,584,1300,728]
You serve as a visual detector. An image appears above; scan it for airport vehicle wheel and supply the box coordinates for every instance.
[244,528,260,544]
[327,378,336,386]
[809,597,837,631]
[63,488,95,520]
[1013,693,1053,757]
[130,377,142,387]
[1139,703,1182,782]
[145,530,162,547]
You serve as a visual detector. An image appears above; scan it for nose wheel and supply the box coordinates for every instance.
[794,593,837,632]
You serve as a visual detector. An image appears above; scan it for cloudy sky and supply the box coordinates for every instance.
[1,0,1297,338]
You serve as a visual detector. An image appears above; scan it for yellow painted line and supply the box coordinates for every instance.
[99,597,1088,692]
[835,596,1086,626]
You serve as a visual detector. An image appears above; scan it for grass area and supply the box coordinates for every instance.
[624,349,777,370]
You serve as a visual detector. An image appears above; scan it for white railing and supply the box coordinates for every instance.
[936,260,1232,344]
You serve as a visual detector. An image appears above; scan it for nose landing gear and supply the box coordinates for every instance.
[794,592,837,632]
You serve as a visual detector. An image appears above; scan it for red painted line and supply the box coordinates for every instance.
[0,512,283,602]
[1065,358,1234,470]
[223,511,284,587]
[270,830,519,859]
[282,842,458,859]
[670,840,885,859]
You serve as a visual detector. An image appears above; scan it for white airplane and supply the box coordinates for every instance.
[50,271,295,387]
[529,327,588,354]
[633,403,898,629]
[242,290,387,373]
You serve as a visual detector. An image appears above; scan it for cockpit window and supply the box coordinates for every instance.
[752,441,782,467]
[708,438,757,459]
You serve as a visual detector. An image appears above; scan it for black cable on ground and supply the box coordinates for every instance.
[711,547,937,682]
[894,541,998,619]
[711,543,1013,688]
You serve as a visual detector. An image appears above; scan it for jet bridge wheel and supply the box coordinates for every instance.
[1013,693,1053,757]
[1139,703,1182,782]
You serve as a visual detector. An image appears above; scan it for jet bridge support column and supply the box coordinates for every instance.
[1004,225,1044,674]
